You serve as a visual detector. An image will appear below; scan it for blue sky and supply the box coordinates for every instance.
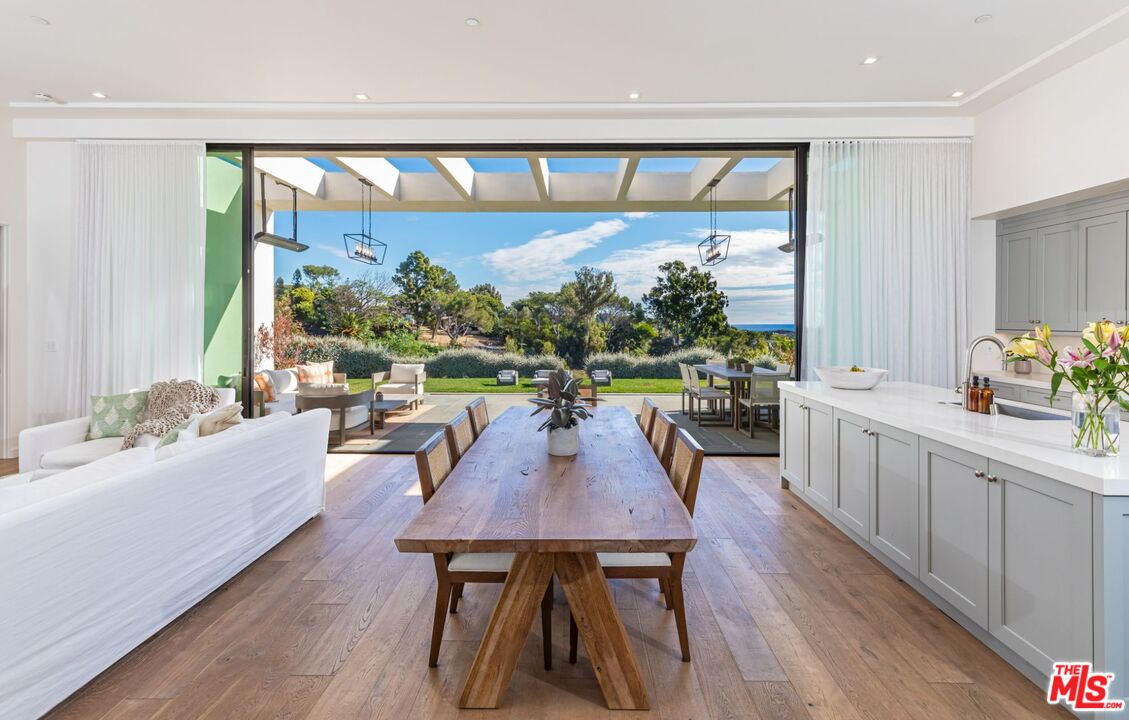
[272,209,794,324]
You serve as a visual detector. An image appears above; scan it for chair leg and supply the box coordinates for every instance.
[430,576,452,667]
[542,584,553,671]
[568,612,578,664]
[657,578,672,610]
[671,578,690,662]
[449,582,464,614]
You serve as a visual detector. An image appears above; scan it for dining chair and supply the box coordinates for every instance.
[568,428,704,663]
[466,396,490,439]
[445,410,476,463]
[689,365,733,427]
[677,363,694,417]
[739,372,787,437]
[649,410,677,470]
[415,430,554,669]
[639,397,659,439]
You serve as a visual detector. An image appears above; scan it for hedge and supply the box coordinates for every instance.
[286,336,567,378]
[582,348,718,379]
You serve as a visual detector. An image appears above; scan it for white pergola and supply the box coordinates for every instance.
[251,150,795,213]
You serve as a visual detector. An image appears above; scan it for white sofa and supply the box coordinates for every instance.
[373,363,426,409]
[18,387,237,474]
[0,408,331,719]
[259,368,368,428]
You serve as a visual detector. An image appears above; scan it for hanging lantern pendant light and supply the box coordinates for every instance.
[343,178,388,265]
[697,180,729,266]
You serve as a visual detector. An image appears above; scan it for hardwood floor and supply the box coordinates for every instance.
[46,453,1068,720]
[0,456,18,476]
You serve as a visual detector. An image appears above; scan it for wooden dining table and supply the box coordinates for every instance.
[395,405,696,710]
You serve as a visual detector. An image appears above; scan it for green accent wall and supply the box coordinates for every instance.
[203,155,243,387]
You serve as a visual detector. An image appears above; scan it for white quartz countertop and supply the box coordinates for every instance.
[780,380,1129,496]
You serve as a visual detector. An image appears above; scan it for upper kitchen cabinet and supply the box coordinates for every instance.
[1078,212,1128,324]
[997,229,1038,331]
[996,191,1129,333]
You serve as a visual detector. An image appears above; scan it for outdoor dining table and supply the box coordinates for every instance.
[394,405,696,710]
[693,363,753,429]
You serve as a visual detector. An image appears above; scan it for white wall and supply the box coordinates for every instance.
[972,36,1129,219]
[25,142,75,427]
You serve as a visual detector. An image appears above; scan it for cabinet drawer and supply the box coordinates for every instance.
[1020,386,1070,409]
[990,382,1021,402]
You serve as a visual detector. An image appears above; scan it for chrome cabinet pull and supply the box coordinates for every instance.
[974,470,986,478]
[986,474,999,483]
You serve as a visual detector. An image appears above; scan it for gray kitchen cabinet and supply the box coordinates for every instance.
[831,409,870,538]
[1078,212,1128,323]
[988,381,1021,402]
[1020,385,1071,409]
[870,421,919,576]
[805,401,834,511]
[1037,222,1079,331]
[919,439,990,628]
[780,392,806,487]
[987,460,1093,675]
[997,229,1039,331]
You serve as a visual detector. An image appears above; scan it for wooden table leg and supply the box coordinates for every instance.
[556,552,650,710]
[459,552,555,709]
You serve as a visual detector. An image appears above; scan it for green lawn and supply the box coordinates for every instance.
[349,377,684,394]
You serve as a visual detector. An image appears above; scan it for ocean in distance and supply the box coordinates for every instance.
[732,323,796,333]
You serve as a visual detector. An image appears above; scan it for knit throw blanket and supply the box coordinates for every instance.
[121,379,220,449]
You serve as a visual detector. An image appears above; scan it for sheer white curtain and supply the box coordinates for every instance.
[65,141,207,415]
[802,139,970,387]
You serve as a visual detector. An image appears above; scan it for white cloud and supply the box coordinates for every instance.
[623,211,654,219]
[482,218,628,282]
[595,227,795,324]
[315,243,350,260]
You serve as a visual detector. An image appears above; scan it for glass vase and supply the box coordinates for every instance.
[1071,391,1120,457]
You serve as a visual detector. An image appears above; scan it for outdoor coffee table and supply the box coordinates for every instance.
[370,394,423,429]
[295,389,374,446]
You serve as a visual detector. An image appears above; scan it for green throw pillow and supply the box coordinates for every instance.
[87,390,148,440]
[156,418,193,448]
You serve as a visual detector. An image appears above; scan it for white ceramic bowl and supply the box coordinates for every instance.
[815,366,889,390]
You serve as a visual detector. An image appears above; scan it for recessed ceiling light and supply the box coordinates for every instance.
[91,91,109,100]
[465,17,480,26]
[29,15,50,25]
[33,92,63,104]
[974,14,993,24]
[353,93,370,101]
[951,90,966,98]
[627,92,641,100]
[861,56,880,65]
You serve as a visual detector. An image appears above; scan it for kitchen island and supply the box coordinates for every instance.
[780,380,1128,715]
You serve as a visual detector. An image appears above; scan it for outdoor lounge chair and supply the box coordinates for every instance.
[588,369,613,386]
[496,369,518,386]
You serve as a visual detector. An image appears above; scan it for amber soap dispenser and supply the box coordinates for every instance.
[966,375,981,413]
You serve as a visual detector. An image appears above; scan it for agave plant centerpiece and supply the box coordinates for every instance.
[529,369,591,456]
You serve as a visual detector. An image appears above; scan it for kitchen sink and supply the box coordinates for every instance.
[938,401,1065,421]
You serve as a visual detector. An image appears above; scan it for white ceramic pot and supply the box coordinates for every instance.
[547,424,580,456]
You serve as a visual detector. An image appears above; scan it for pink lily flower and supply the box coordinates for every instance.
[1105,328,1123,357]
[1036,343,1053,366]
[1059,346,1096,371]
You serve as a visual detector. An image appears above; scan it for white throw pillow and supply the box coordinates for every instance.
[266,368,300,395]
[155,413,289,461]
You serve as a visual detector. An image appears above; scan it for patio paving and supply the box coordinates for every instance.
[327,393,779,456]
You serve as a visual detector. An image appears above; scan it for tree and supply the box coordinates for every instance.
[300,264,341,289]
[642,260,729,346]
[559,267,620,365]
[392,251,457,336]
[291,268,303,287]
[436,290,497,347]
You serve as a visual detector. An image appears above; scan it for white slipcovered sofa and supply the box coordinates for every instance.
[0,408,331,719]
[258,368,368,428]
[373,363,426,409]
[18,387,237,474]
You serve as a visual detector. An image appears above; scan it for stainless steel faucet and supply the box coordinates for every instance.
[957,335,1007,396]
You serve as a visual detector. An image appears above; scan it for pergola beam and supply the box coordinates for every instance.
[428,157,475,200]
[529,157,550,200]
[253,157,326,199]
[332,157,401,200]
[690,156,741,201]
[614,158,639,201]
[764,159,795,201]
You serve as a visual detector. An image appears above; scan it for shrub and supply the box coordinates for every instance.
[583,347,718,379]
[287,335,566,378]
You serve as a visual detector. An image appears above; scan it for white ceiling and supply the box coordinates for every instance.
[2,0,1128,113]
